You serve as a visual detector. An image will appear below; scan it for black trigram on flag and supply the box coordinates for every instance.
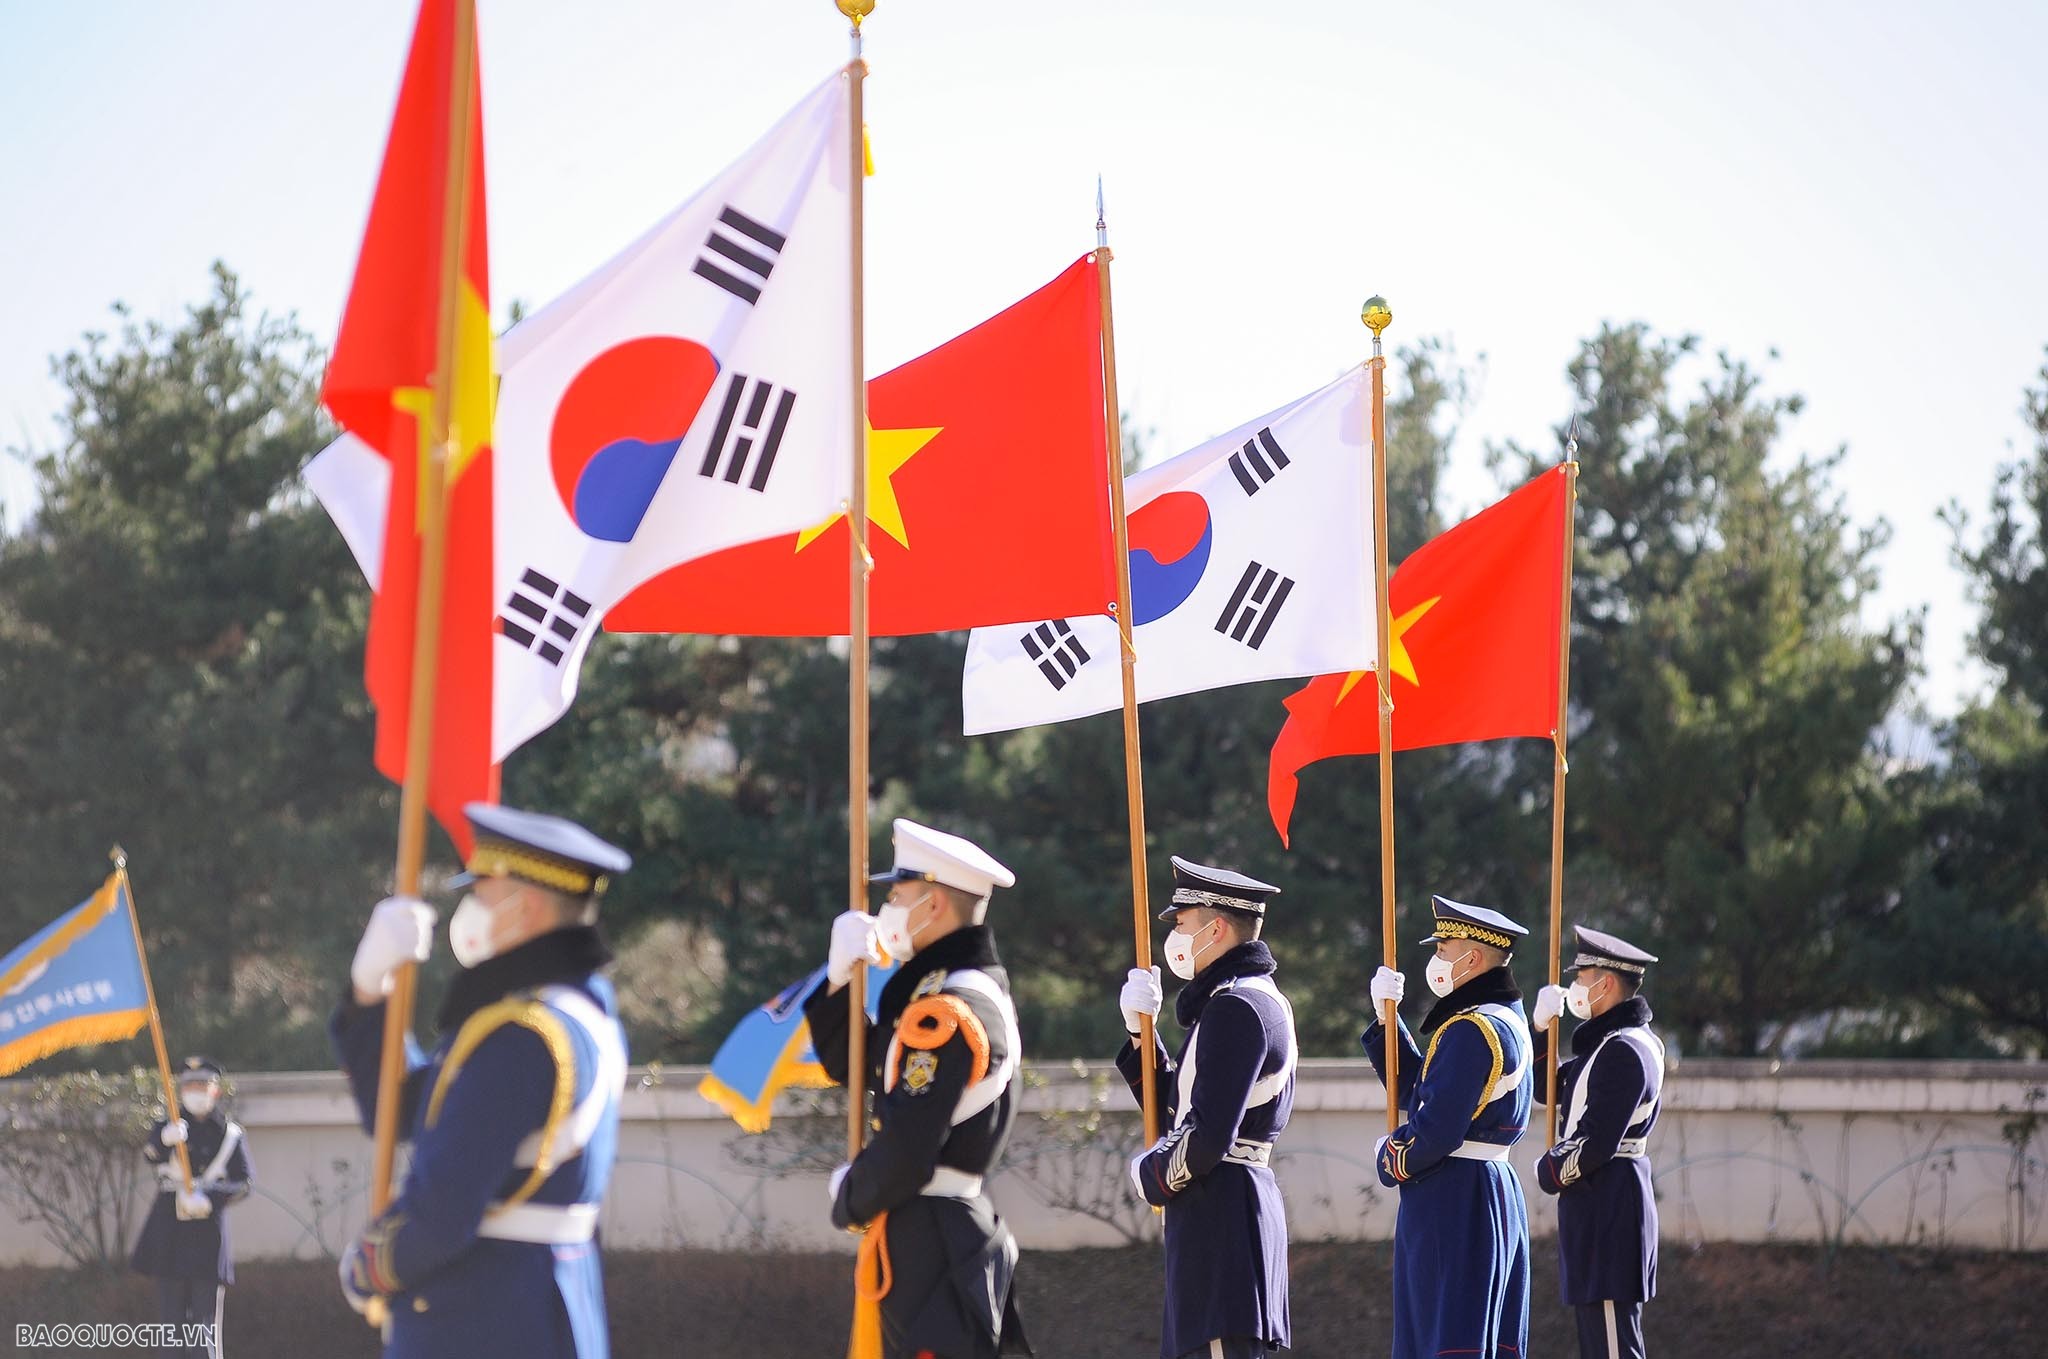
[1021,619,1092,690]
[1227,427,1290,495]
[1214,562,1295,649]
[699,373,797,492]
[500,569,592,667]
[692,206,786,305]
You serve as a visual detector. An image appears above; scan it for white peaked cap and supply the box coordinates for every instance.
[870,818,1016,899]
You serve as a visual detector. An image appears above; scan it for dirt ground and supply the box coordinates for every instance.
[3,1240,2042,1357]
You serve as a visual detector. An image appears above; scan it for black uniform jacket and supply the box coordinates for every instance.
[807,925,1031,1358]
[131,1111,253,1284]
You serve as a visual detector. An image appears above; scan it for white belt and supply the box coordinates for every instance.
[921,1167,985,1199]
[1221,1138,1273,1168]
[475,1201,599,1244]
[1614,1138,1649,1159]
[1447,1140,1514,1162]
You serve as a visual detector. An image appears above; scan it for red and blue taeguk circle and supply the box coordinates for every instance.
[1127,491,1213,625]
[549,336,720,543]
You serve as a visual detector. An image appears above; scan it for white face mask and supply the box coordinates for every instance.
[180,1089,216,1118]
[1425,949,1474,998]
[1566,979,1597,1021]
[1163,921,1218,981]
[450,890,521,969]
[876,891,933,961]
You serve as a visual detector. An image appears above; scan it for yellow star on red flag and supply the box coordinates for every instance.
[796,419,944,552]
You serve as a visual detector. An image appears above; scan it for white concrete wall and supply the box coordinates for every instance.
[2,1059,2041,1266]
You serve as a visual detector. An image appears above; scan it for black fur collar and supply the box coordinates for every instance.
[1419,961,1524,1035]
[435,925,613,1034]
[1570,994,1654,1056]
[1174,940,1278,1029]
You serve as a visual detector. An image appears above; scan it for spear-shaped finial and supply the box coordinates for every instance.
[109,844,128,871]
[1095,175,1107,249]
[1564,412,1580,460]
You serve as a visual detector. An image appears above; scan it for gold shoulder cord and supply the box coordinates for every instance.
[426,998,577,1208]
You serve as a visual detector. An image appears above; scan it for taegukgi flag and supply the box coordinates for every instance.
[961,368,1377,734]
[311,68,856,764]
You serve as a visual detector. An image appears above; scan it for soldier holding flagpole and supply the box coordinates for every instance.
[805,818,1032,1359]
[1531,926,1667,1359]
[1364,897,1535,1359]
[1116,857,1296,1359]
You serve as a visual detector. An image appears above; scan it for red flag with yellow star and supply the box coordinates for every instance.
[1267,464,1572,846]
[319,0,496,854]
[603,256,1115,636]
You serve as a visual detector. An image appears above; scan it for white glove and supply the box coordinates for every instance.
[351,896,436,1001]
[159,1119,188,1148]
[339,1242,374,1315]
[1119,966,1163,1034]
[1532,983,1567,1030]
[1373,1133,1391,1164]
[1127,1148,1149,1198]
[1370,965,1406,1010]
[827,910,883,987]
[827,1162,851,1205]
[175,1187,213,1220]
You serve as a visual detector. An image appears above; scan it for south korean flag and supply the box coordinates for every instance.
[310,70,856,764]
[961,368,1378,734]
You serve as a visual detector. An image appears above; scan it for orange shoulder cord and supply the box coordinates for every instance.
[848,992,994,1359]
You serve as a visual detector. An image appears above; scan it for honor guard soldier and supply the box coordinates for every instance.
[329,805,632,1359]
[1364,898,1534,1359]
[1116,857,1295,1359]
[806,818,1030,1359]
[132,1056,252,1358]
[1530,926,1667,1359]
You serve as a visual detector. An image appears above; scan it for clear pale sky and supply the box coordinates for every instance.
[3,0,2043,715]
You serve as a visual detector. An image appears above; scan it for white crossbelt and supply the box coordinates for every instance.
[921,1166,985,1199]
[156,1121,243,1190]
[1562,1025,1665,1142]
[1173,974,1297,1132]
[511,985,628,1172]
[475,1200,599,1244]
[1447,1139,1514,1162]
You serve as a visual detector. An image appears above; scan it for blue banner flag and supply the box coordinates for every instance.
[698,959,897,1133]
[0,872,152,1077]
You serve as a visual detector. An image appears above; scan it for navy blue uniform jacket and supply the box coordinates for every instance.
[1533,995,1664,1305]
[1119,941,1294,1359]
[1362,964,1532,1359]
[329,926,624,1359]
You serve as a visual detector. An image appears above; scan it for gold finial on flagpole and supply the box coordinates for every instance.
[1363,295,1392,351]
[836,0,876,25]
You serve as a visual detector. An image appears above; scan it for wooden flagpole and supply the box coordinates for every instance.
[1544,438,1581,1147]
[842,2,873,1165]
[1093,186,1161,1148]
[1364,298,1399,1135]
[369,0,479,1222]
[112,849,195,1195]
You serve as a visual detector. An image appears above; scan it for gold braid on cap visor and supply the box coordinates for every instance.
[464,842,606,897]
[1431,920,1514,949]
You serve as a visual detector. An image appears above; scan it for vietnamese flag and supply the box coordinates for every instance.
[1267,464,1573,846]
[604,257,1116,636]
[320,0,496,854]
